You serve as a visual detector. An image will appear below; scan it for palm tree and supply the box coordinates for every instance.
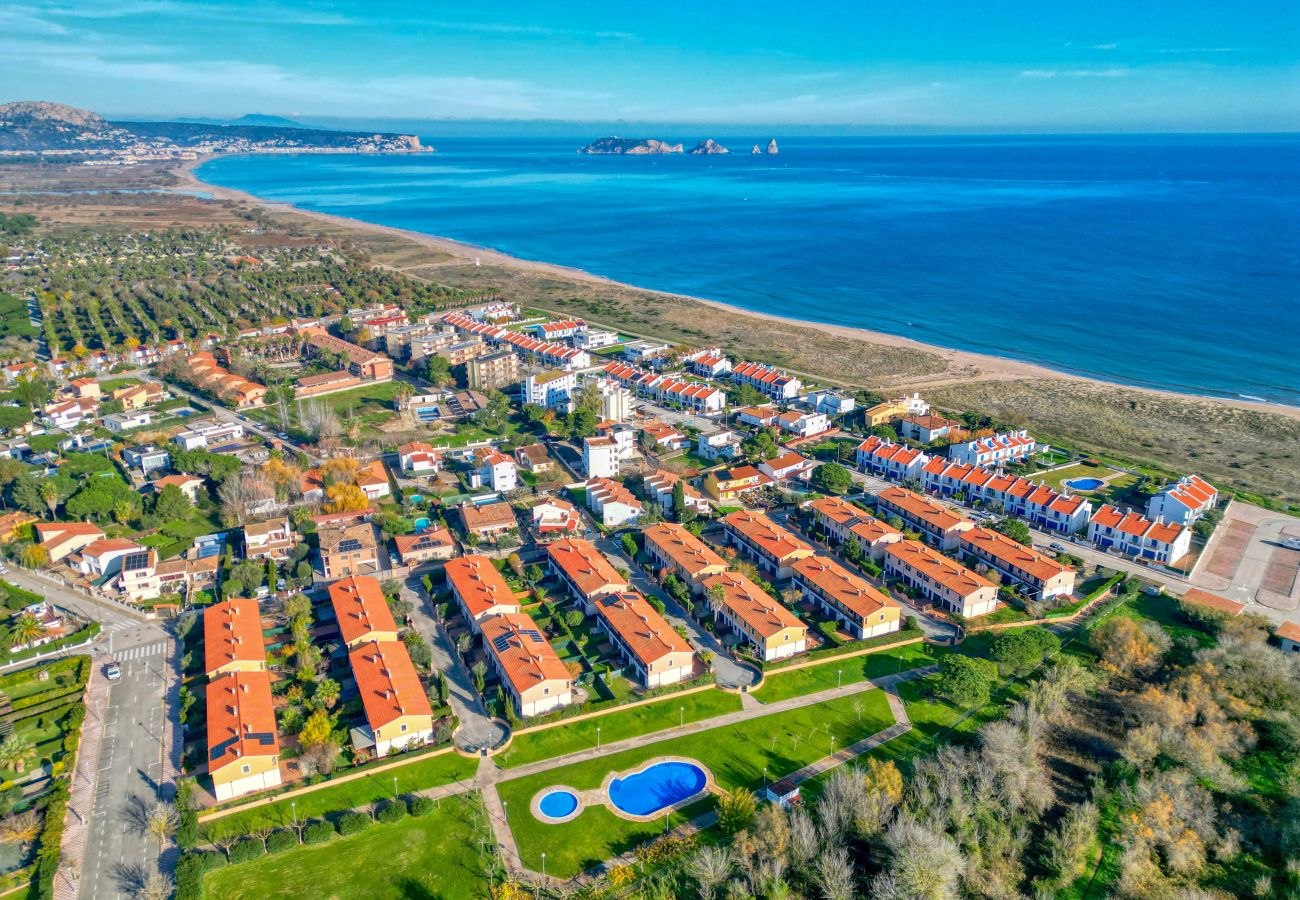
[0,735,36,775]
[8,614,46,650]
[38,482,59,518]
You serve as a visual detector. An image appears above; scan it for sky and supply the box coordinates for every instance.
[1,0,1297,131]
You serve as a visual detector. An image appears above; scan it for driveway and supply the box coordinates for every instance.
[402,574,506,753]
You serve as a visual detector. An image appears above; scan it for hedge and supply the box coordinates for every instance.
[377,799,408,824]
[0,655,86,693]
[266,828,298,853]
[337,811,370,835]
[0,625,99,667]
[229,838,265,863]
[32,780,70,900]
[409,795,434,817]
[302,819,335,844]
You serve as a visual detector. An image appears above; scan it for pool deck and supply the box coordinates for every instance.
[480,667,930,887]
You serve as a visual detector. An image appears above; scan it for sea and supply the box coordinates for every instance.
[197,135,1300,407]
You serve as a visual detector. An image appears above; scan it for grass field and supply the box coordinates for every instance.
[497,689,744,769]
[202,792,492,899]
[751,643,940,703]
[201,749,477,838]
[497,689,894,878]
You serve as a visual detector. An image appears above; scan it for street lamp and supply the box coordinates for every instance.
[291,801,297,829]
[679,705,684,728]
[541,852,546,880]
[838,668,842,688]
[763,767,767,790]
[393,776,398,800]
[597,724,601,750]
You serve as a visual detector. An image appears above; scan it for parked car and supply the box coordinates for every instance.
[1048,542,1067,553]
[105,662,122,681]
[1283,538,1300,551]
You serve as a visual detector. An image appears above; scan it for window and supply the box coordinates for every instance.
[400,723,407,733]
[241,764,250,774]
[543,687,549,695]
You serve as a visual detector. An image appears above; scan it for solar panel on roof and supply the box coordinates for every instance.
[337,538,363,552]
[123,551,151,571]
[521,629,543,643]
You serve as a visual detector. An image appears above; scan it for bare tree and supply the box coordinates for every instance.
[135,869,172,900]
[814,845,855,900]
[688,845,732,900]
[871,815,965,900]
[789,807,820,873]
[144,802,178,843]
[300,400,341,443]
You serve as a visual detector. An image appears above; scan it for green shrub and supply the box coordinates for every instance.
[229,838,265,863]
[266,829,298,853]
[175,807,199,851]
[377,799,408,823]
[409,795,434,817]
[337,811,370,835]
[175,851,226,900]
[302,819,335,844]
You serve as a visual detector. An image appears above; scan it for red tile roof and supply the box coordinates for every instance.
[724,510,813,562]
[203,598,265,675]
[790,556,900,621]
[594,592,693,666]
[546,538,628,599]
[206,670,279,771]
[445,555,519,619]
[329,575,398,645]
[480,612,570,694]
[349,640,434,731]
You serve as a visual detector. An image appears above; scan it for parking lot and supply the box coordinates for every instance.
[1191,501,1300,624]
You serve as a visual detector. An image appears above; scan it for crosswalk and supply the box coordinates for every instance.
[114,641,166,661]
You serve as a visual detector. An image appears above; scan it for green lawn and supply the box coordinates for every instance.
[497,689,894,878]
[202,793,492,900]
[97,376,141,392]
[497,689,744,769]
[1028,461,1137,503]
[751,644,940,703]
[1105,593,1216,648]
[201,749,477,838]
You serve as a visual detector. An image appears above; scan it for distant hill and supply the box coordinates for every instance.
[578,137,683,155]
[0,101,423,153]
[173,113,309,129]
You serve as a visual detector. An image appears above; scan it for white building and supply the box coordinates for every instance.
[585,477,643,528]
[805,389,856,417]
[583,436,620,479]
[856,435,930,482]
[731,361,801,401]
[574,328,619,350]
[475,448,518,492]
[396,441,441,476]
[173,422,245,451]
[698,428,742,461]
[683,348,732,379]
[774,409,829,438]
[947,431,1038,468]
[522,370,579,412]
[1146,475,1218,526]
[103,410,154,433]
[1089,505,1192,566]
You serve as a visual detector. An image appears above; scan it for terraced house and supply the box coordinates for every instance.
[884,540,998,618]
[874,485,974,550]
[206,670,280,801]
[643,522,729,592]
[481,612,573,717]
[546,538,629,611]
[855,436,930,482]
[445,554,522,631]
[722,510,815,580]
[921,462,1093,535]
[594,591,696,688]
[790,556,903,640]
[347,639,435,757]
[329,575,400,647]
[1087,505,1192,566]
[958,527,1076,601]
[203,597,266,677]
[700,571,808,661]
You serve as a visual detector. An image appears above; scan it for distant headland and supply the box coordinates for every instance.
[579,136,778,155]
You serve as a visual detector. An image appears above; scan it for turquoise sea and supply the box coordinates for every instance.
[197,135,1300,406]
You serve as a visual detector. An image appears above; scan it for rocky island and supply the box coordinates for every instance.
[688,138,730,155]
[578,137,683,155]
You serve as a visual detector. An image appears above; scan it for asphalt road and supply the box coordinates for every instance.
[78,631,172,900]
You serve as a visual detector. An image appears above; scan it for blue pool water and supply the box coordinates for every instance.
[412,517,431,532]
[409,494,424,503]
[608,762,707,817]
[538,790,578,819]
[1064,477,1105,491]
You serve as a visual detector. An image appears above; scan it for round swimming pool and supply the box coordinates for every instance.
[535,788,580,822]
[1064,477,1105,491]
[608,761,708,817]
[412,516,431,532]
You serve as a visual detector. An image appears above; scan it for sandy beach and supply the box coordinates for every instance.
[176,157,1300,424]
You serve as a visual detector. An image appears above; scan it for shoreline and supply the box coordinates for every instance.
[176,155,1300,423]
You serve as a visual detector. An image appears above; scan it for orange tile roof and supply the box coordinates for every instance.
[348,640,434,731]
[790,556,899,621]
[643,522,727,579]
[546,538,628,599]
[807,496,865,528]
[392,528,455,557]
[445,555,519,619]
[959,527,1070,583]
[877,486,972,533]
[594,592,694,666]
[723,510,814,563]
[460,500,517,533]
[885,540,995,598]
[849,516,903,545]
[700,571,806,639]
[481,612,570,694]
[1277,620,1300,642]
[203,598,265,674]
[1091,505,1186,544]
[329,575,398,645]
[1180,588,1244,616]
[206,670,279,772]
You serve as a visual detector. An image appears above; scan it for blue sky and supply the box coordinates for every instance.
[1,0,1297,129]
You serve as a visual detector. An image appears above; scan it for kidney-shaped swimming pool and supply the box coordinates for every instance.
[607,760,708,817]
